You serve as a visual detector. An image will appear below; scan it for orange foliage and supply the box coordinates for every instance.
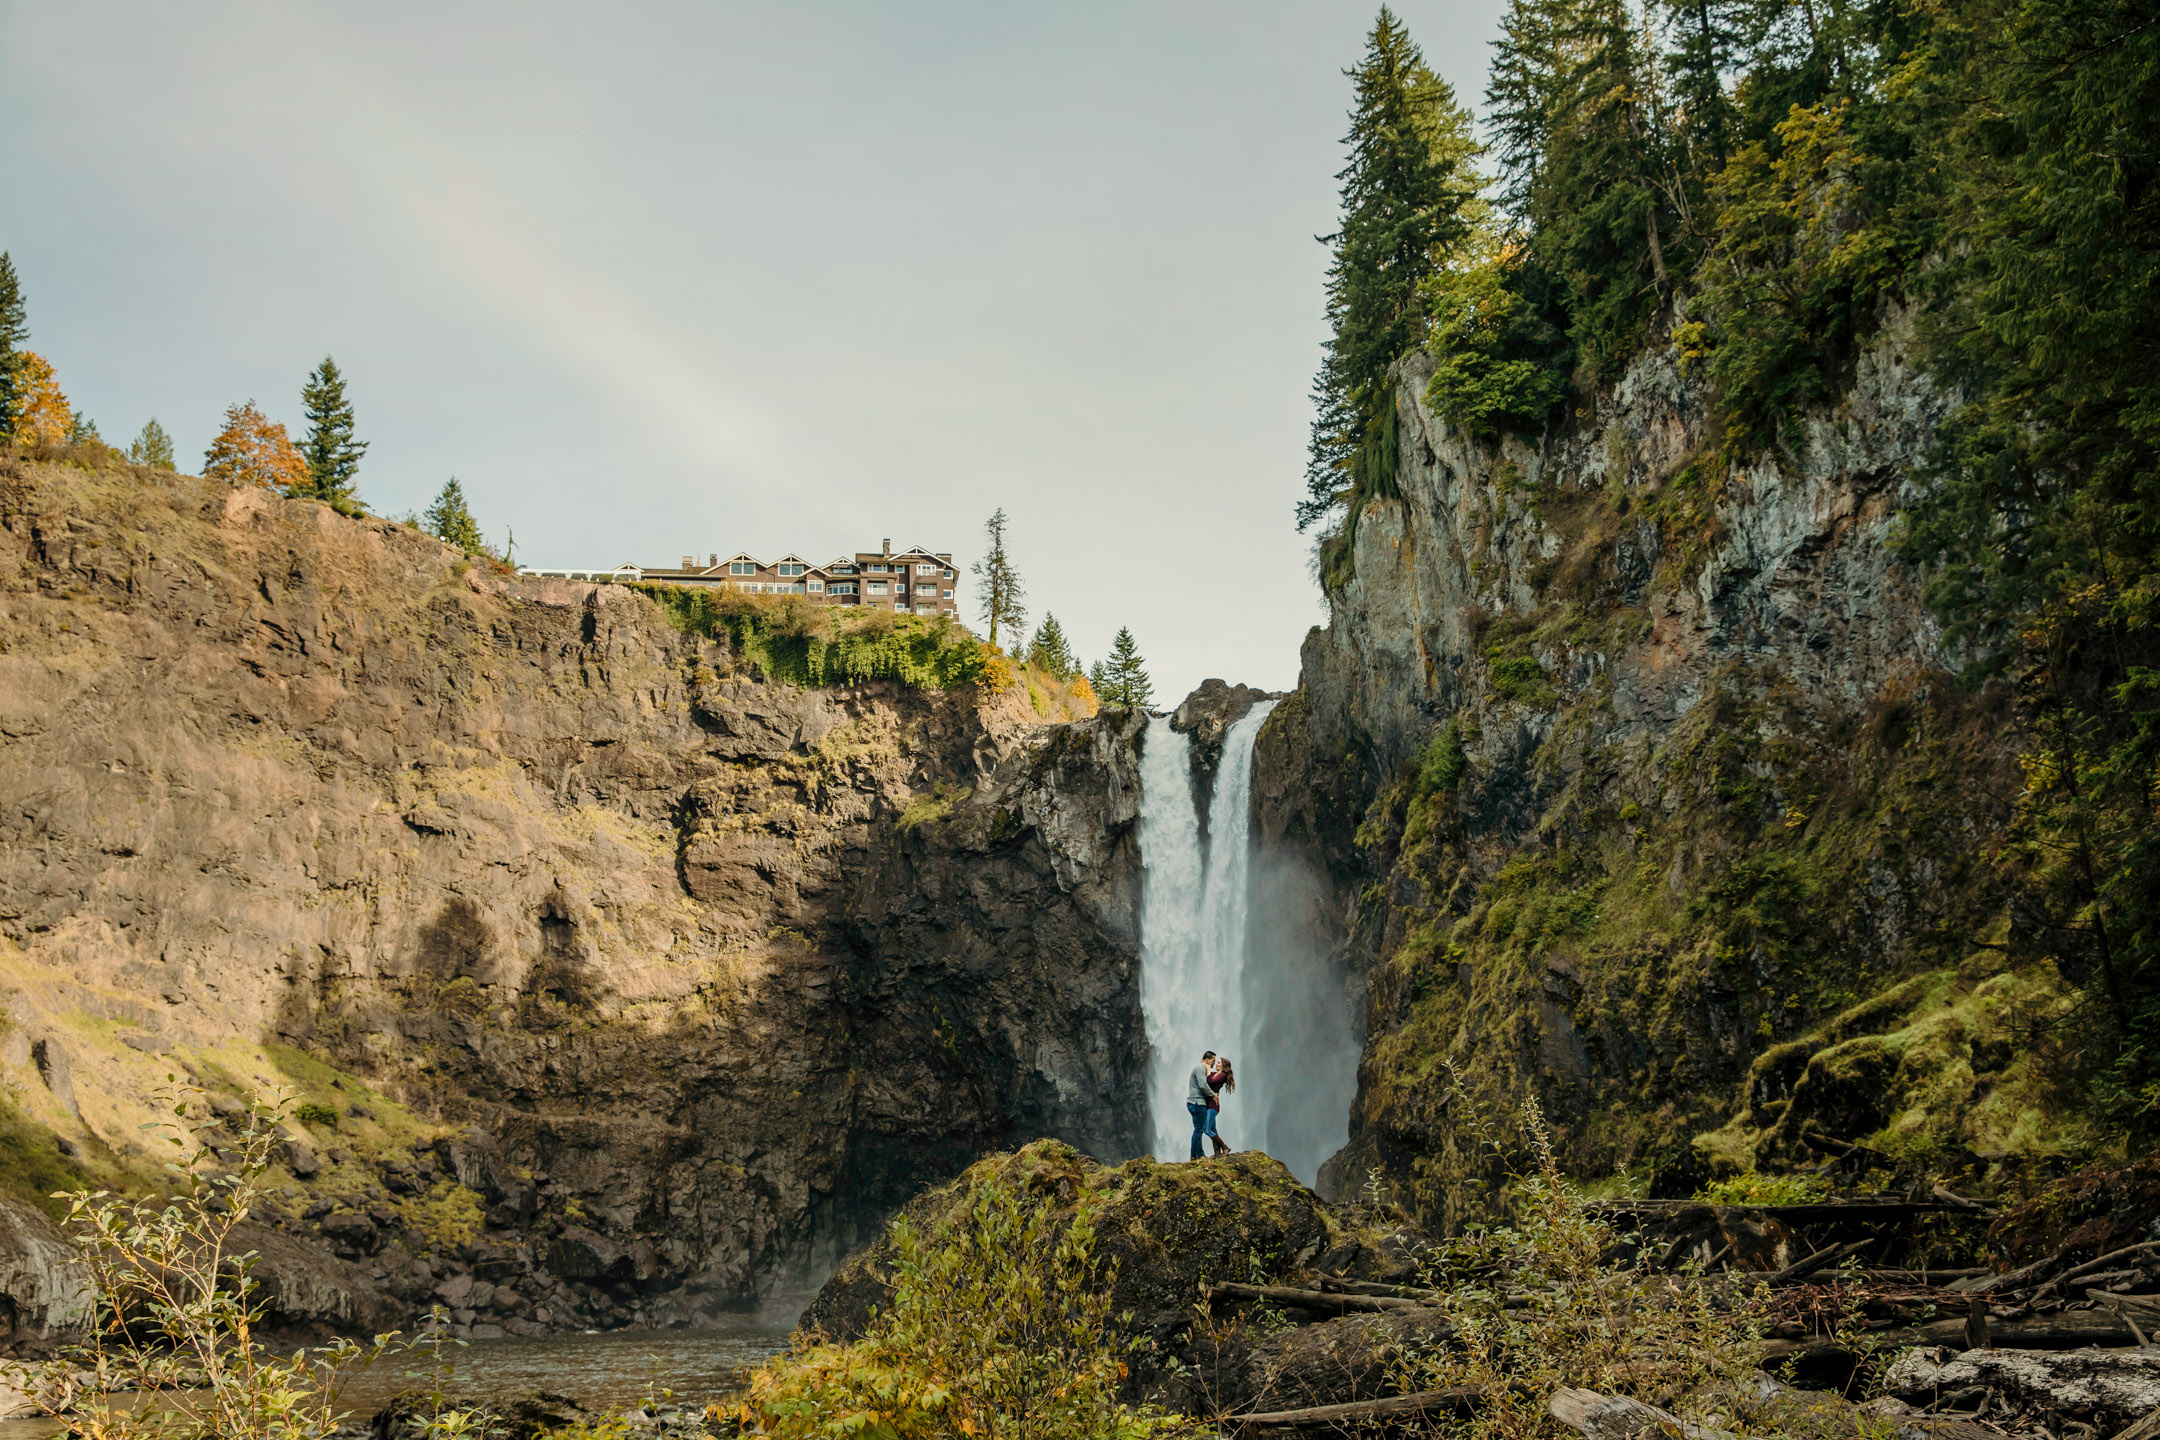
[11,352,71,447]
[202,400,308,490]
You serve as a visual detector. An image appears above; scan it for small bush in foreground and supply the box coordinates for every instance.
[741,1177,1177,1440]
[1394,1099,1772,1440]
[0,1087,455,1440]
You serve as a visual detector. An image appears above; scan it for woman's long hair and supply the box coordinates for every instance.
[1215,1058,1236,1092]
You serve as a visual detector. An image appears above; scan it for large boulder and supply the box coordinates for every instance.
[803,1139,1330,1347]
[0,1197,93,1357]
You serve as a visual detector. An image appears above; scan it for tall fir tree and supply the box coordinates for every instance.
[128,418,176,470]
[0,253,27,443]
[65,408,100,444]
[1487,0,1684,382]
[970,508,1028,648]
[1093,627,1154,709]
[423,477,489,557]
[1025,613,1078,679]
[1301,8,1480,531]
[298,357,368,511]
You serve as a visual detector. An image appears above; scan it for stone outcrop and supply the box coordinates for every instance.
[0,1198,92,1356]
[1254,313,2035,1222]
[0,457,1150,1343]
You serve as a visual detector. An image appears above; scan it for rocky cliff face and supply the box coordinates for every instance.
[1256,316,2051,1223]
[0,457,1149,1344]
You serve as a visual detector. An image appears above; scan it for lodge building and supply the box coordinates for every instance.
[520,538,960,617]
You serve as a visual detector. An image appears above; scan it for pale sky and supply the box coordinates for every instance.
[1,1,1506,702]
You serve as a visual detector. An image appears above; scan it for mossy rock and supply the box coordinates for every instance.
[802,1139,1330,1344]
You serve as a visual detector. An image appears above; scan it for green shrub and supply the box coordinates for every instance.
[0,1088,453,1440]
[295,1100,340,1128]
[638,586,1000,692]
[742,1176,1159,1440]
[1395,1099,1771,1440]
[1486,651,1552,705]
[1697,1171,1830,1206]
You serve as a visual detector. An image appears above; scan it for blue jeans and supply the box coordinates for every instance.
[1188,1103,1208,1158]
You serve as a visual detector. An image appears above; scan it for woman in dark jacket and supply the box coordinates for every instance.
[1205,1057,1236,1155]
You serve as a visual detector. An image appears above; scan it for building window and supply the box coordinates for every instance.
[830,564,855,574]
[829,582,857,595]
[915,563,938,575]
[868,581,888,594]
[778,563,805,576]
[941,588,954,598]
[943,569,956,580]
[808,580,824,593]
[868,563,889,573]
[729,561,755,575]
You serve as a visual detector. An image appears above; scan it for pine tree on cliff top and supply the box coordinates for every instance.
[0,253,28,442]
[424,477,488,557]
[971,507,1028,648]
[1026,613,1078,679]
[1300,8,1480,532]
[1094,627,1154,710]
[298,356,368,512]
[128,418,176,470]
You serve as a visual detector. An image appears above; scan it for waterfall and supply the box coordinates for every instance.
[1139,700,1352,1184]
[1136,715,1211,1161]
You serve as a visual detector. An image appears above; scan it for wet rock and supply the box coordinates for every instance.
[239,1222,402,1339]
[0,1196,94,1355]
[1885,1347,2160,1432]
[548,1227,629,1282]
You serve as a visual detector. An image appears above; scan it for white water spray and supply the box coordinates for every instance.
[1137,701,1353,1181]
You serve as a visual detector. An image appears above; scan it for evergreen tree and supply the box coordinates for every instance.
[1487,0,1684,384]
[1093,628,1154,709]
[970,508,1028,648]
[128,418,176,470]
[1025,613,1078,678]
[0,253,27,442]
[298,357,367,511]
[1301,9,1481,532]
[423,477,488,557]
[66,408,100,444]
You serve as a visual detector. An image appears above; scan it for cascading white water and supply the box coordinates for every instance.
[1137,714,1212,1161]
[1139,702,1325,1170]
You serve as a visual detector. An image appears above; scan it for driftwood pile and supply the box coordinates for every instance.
[1202,1192,2160,1439]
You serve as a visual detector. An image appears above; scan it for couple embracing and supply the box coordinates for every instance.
[1185,1048,1237,1159]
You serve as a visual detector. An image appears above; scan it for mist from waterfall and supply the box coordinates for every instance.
[1137,702,1355,1186]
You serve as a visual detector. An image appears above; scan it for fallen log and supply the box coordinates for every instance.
[1763,1308,2143,1359]
[1317,1278,1442,1301]
[1887,1345,2160,1434]
[1588,1198,1982,1223]
[1974,1238,2160,1297]
[1228,1386,1490,1429]
[1766,1238,1874,1285]
[1209,1282,1422,1314]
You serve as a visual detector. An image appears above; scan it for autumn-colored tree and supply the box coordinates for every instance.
[202,401,309,491]
[10,352,72,448]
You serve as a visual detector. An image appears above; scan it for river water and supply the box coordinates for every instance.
[0,1328,792,1439]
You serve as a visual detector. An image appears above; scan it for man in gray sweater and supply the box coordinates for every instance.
[1187,1049,1217,1159]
